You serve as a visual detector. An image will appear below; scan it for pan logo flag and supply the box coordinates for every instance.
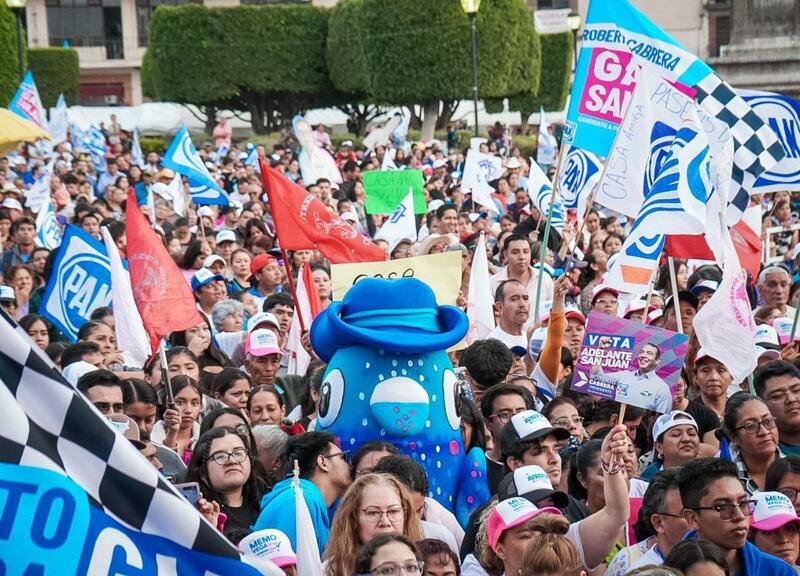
[161,126,228,206]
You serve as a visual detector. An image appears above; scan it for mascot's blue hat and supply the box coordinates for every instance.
[310,277,468,363]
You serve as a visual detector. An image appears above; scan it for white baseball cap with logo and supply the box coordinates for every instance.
[238,529,297,568]
[750,491,800,531]
[0,285,16,303]
[500,410,570,460]
[652,410,698,442]
[246,328,283,357]
[247,312,280,333]
[497,465,569,508]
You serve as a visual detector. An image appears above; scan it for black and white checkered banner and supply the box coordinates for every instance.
[0,308,269,574]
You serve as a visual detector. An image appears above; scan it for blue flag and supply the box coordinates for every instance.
[739,90,800,193]
[9,70,46,127]
[162,126,228,206]
[82,125,108,174]
[557,146,602,217]
[245,144,261,174]
[39,226,118,342]
[566,0,784,222]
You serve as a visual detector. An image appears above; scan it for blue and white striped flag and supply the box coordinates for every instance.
[83,125,107,173]
[557,145,602,221]
[48,94,68,145]
[216,142,230,163]
[35,197,61,250]
[606,111,714,294]
[162,126,228,206]
[9,71,46,128]
[131,128,145,167]
[25,160,53,214]
[528,160,565,231]
[245,144,260,174]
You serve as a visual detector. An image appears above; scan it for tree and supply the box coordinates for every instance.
[0,2,20,107]
[27,48,80,107]
[327,0,541,140]
[487,32,573,133]
[144,4,338,134]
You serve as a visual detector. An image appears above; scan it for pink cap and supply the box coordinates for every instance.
[750,491,800,531]
[238,529,297,568]
[591,284,619,303]
[486,497,561,551]
[245,328,283,357]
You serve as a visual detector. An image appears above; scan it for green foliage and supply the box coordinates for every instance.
[140,49,158,100]
[138,136,166,155]
[327,0,540,105]
[27,48,80,108]
[506,32,573,116]
[0,2,20,107]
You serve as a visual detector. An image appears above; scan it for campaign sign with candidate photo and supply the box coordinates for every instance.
[571,311,688,413]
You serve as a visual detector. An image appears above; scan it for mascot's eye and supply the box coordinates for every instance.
[442,370,461,431]
[318,369,344,428]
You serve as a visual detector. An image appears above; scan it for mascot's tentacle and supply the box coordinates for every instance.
[454,447,490,527]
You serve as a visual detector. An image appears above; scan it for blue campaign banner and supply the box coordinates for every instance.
[740,89,800,192]
[0,463,262,576]
[39,225,119,342]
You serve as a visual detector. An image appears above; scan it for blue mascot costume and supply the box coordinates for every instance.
[310,277,489,527]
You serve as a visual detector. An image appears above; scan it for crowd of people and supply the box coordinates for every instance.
[4,113,800,575]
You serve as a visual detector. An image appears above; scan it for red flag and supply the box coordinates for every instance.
[302,262,323,321]
[125,189,203,352]
[260,161,385,264]
[665,220,762,282]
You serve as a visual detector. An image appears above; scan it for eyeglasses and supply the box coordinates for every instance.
[488,407,526,424]
[778,487,800,502]
[370,561,424,576]
[692,500,756,520]
[734,417,778,435]
[361,506,404,524]
[553,416,584,427]
[208,447,249,466]
[323,450,351,464]
[766,384,800,404]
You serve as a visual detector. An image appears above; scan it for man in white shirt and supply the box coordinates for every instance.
[486,279,529,351]
[614,343,673,413]
[490,234,554,307]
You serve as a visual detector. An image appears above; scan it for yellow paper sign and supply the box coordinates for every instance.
[331,251,462,307]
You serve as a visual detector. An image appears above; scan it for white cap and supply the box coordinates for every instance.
[755,324,780,346]
[203,254,226,269]
[215,229,237,244]
[751,491,800,531]
[1,198,23,211]
[197,206,214,217]
[771,317,800,345]
[427,199,445,213]
[432,158,447,169]
[238,529,297,568]
[63,361,98,386]
[652,410,698,442]
[0,285,15,303]
[247,312,280,332]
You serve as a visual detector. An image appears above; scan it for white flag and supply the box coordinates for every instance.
[168,171,186,217]
[286,263,313,377]
[693,226,757,384]
[461,150,503,211]
[101,226,151,368]
[466,233,495,344]
[537,106,558,166]
[381,148,398,171]
[48,93,68,145]
[35,197,61,250]
[527,161,566,231]
[293,466,323,576]
[132,128,145,167]
[374,188,417,246]
[25,160,53,214]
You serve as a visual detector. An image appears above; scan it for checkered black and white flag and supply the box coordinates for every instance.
[0,308,271,574]
[694,73,787,225]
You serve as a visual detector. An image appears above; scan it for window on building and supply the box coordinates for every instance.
[47,0,124,59]
[136,0,197,47]
[535,0,571,8]
[712,15,731,57]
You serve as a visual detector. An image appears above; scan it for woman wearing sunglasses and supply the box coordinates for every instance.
[186,426,264,541]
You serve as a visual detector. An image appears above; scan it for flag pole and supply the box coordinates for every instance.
[790,293,800,343]
[562,187,597,271]
[281,250,307,333]
[533,145,568,324]
[640,263,659,325]
[668,256,684,334]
